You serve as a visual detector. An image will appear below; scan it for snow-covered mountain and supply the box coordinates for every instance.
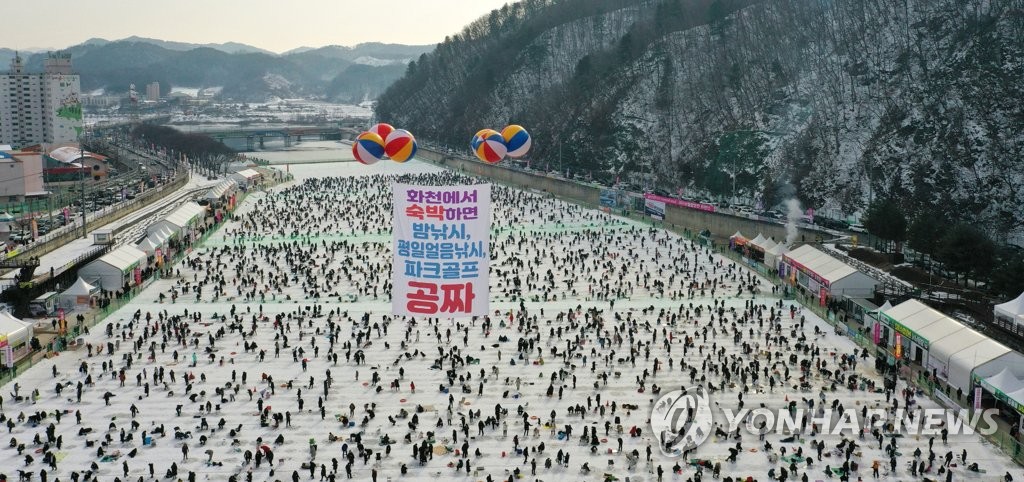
[376,0,1024,238]
[10,39,435,102]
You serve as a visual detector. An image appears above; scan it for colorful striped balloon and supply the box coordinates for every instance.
[470,128,493,152]
[384,129,417,163]
[474,130,507,163]
[501,125,531,158]
[367,123,394,141]
[352,132,385,165]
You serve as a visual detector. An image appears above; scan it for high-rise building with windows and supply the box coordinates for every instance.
[0,52,82,149]
[146,82,160,102]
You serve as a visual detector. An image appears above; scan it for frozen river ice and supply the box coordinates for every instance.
[0,159,1016,482]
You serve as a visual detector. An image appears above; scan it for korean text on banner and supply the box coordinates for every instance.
[392,184,490,317]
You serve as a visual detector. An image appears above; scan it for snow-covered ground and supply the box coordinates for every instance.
[242,141,356,165]
[0,160,1016,482]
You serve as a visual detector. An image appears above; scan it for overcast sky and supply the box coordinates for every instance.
[3,0,514,53]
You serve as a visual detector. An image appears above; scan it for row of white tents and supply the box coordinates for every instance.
[729,231,1024,415]
[77,202,208,292]
[61,192,225,306]
[730,232,879,299]
[2,184,236,366]
[731,232,790,268]
[872,299,1024,411]
[206,179,237,204]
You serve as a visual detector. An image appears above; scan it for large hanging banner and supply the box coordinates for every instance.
[392,183,490,317]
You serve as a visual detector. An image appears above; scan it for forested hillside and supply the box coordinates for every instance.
[376,0,1024,241]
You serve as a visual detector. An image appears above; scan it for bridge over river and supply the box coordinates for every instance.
[205,126,360,149]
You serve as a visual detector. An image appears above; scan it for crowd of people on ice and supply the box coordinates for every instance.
[0,171,1017,482]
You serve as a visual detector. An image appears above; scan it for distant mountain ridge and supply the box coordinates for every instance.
[110,36,278,55]
[3,37,435,102]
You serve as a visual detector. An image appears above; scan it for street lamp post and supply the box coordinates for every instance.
[732,165,737,204]
[79,129,87,239]
[647,159,653,193]
[558,142,562,175]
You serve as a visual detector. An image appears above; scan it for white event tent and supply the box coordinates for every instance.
[77,245,147,291]
[205,179,237,203]
[880,299,1024,395]
[146,202,206,238]
[59,277,99,311]
[781,244,879,298]
[0,311,33,366]
[229,169,262,188]
[994,292,1024,332]
[764,243,788,270]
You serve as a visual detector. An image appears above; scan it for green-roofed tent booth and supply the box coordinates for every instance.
[974,367,1024,417]
[973,360,1024,430]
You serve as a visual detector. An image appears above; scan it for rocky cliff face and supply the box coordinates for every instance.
[376,0,1024,239]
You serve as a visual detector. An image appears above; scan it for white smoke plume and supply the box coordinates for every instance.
[784,198,802,246]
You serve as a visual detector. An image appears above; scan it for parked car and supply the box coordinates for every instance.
[815,217,848,231]
[28,303,48,317]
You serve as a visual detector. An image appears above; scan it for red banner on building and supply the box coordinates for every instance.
[643,193,716,213]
